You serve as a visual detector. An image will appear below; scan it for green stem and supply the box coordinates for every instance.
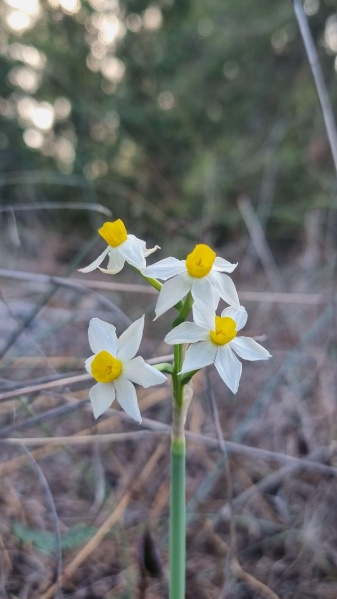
[170,435,186,599]
[172,292,194,328]
[141,274,162,292]
[169,379,192,599]
[173,344,183,407]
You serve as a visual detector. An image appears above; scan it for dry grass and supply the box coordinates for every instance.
[1,212,337,599]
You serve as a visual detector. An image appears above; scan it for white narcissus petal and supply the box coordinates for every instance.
[141,240,160,257]
[89,382,116,418]
[114,378,142,423]
[142,257,186,280]
[99,248,125,274]
[165,322,208,345]
[85,354,95,374]
[88,318,118,355]
[118,316,145,361]
[180,341,217,374]
[213,256,238,273]
[191,276,219,312]
[213,271,240,307]
[119,235,146,269]
[215,345,242,394]
[192,297,218,330]
[123,356,166,387]
[78,246,110,273]
[221,306,248,331]
[230,337,271,361]
[154,274,191,319]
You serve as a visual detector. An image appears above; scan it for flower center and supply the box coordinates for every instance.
[185,244,216,278]
[91,351,122,383]
[98,219,128,247]
[210,316,237,345]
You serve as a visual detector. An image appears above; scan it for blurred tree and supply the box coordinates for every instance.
[0,0,337,246]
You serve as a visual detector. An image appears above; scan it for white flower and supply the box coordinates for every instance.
[79,219,159,274]
[85,316,166,421]
[141,243,239,318]
[164,305,271,394]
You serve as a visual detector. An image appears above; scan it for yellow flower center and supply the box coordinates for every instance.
[210,316,237,346]
[98,219,128,247]
[185,244,216,278]
[91,351,122,383]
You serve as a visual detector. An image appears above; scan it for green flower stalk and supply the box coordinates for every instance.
[170,380,193,599]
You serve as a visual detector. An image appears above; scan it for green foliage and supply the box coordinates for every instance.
[12,521,97,554]
[0,0,337,242]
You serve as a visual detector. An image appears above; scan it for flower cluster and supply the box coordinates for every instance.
[81,219,271,421]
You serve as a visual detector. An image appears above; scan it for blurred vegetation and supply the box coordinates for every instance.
[1,0,337,246]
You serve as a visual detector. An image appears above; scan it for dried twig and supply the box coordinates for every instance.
[0,267,326,303]
[238,195,284,292]
[1,423,336,478]
[294,0,337,173]
[0,201,112,216]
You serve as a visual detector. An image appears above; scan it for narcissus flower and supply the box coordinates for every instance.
[165,305,271,394]
[142,244,239,318]
[79,219,159,274]
[85,316,166,421]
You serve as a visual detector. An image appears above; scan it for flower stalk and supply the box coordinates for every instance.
[170,381,193,599]
[170,435,185,599]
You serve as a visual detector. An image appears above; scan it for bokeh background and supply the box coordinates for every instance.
[1,1,337,597]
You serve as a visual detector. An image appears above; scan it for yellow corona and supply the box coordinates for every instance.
[98,219,128,247]
[91,350,123,383]
[185,244,216,278]
[210,316,237,345]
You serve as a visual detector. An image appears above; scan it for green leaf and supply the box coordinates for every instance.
[13,522,97,555]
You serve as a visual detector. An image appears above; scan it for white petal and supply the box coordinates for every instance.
[118,316,144,361]
[191,276,220,312]
[221,306,248,331]
[165,322,209,344]
[85,354,95,374]
[122,356,166,387]
[213,272,240,307]
[119,235,146,269]
[143,243,160,257]
[88,318,118,354]
[180,341,217,374]
[192,305,211,329]
[114,377,141,423]
[99,248,125,274]
[154,274,191,319]
[230,337,271,361]
[191,276,215,309]
[142,257,186,280]
[89,382,116,418]
[78,246,110,273]
[214,345,242,394]
[213,256,238,273]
